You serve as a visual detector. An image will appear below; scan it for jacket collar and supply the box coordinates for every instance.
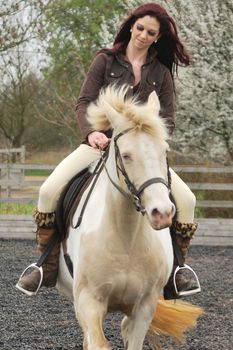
[116,48,158,67]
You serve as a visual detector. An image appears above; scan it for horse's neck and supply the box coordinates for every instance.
[107,189,145,248]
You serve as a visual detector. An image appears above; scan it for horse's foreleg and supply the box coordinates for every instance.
[121,293,159,350]
[74,288,111,350]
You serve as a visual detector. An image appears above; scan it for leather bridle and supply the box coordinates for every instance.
[101,127,171,215]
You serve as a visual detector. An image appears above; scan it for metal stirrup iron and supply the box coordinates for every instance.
[15,234,57,296]
[173,264,201,297]
[172,234,201,297]
[16,263,43,297]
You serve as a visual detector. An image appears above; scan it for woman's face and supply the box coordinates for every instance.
[130,15,160,51]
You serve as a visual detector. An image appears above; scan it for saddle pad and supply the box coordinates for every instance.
[55,168,93,240]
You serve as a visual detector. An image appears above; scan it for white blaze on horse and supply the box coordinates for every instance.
[57,86,203,350]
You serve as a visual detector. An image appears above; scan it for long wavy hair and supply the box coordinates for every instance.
[100,2,191,78]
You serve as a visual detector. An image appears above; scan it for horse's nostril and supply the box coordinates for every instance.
[151,208,160,217]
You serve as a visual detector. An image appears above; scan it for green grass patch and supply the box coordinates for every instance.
[0,203,36,215]
[25,169,52,176]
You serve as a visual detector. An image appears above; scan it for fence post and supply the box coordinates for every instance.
[0,146,26,197]
[20,145,25,179]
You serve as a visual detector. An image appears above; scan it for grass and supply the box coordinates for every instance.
[25,169,52,176]
[0,203,36,215]
[194,191,205,218]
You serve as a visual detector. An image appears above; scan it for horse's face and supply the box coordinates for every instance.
[116,130,175,230]
[87,85,175,229]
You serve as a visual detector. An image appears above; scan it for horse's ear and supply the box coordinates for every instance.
[148,91,160,113]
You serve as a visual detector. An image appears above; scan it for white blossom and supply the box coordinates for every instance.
[99,0,233,163]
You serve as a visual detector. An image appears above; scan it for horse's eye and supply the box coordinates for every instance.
[122,153,132,161]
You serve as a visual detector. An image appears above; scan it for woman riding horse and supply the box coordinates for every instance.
[16,2,199,298]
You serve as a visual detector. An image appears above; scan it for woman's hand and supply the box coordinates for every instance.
[88,131,111,149]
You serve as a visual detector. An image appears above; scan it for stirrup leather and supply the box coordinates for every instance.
[173,264,201,297]
[15,263,43,297]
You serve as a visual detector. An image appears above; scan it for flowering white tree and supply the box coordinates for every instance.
[100,0,233,163]
[165,0,233,163]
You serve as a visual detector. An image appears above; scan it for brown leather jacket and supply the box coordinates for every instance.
[76,50,175,142]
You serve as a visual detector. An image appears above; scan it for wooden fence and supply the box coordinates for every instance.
[0,215,232,246]
[0,163,232,245]
[1,163,232,207]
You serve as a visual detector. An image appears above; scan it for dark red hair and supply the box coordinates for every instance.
[101,2,191,77]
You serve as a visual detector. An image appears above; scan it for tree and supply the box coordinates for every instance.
[32,0,127,142]
[105,0,233,163]
[34,78,80,146]
[164,0,233,162]
[0,49,40,147]
[0,0,49,53]
[43,0,127,83]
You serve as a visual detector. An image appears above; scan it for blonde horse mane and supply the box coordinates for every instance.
[87,85,169,142]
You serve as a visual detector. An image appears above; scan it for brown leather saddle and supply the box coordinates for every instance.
[55,167,93,241]
[54,158,105,277]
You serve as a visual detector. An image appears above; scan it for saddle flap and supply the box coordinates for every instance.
[55,168,93,239]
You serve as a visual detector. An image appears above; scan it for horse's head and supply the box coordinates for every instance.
[87,85,175,230]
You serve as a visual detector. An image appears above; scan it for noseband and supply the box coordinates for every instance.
[102,127,171,214]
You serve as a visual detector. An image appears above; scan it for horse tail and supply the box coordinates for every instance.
[149,297,204,343]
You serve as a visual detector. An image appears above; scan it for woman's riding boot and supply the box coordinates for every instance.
[163,222,198,300]
[16,211,60,295]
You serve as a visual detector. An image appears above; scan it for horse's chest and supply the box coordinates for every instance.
[82,250,162,304]
[77,234,166,308]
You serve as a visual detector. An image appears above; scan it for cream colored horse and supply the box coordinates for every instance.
[57,86,203,350]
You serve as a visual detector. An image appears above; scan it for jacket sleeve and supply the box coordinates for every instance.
[159,69,176,136]
[75,53,107,141]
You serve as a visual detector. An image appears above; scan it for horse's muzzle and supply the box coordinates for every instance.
[149,206,175,230]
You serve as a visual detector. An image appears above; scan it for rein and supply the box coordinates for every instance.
[101,127,171,214]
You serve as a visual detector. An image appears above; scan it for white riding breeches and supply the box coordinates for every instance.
[37,144,100,213]
[38,144,196,223]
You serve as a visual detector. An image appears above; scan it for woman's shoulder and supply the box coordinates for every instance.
[96,48,115,58]
[87,50,117,75]
[92,50,115,64]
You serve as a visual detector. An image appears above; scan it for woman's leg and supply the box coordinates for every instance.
[170,168,196,223]
[16,144,101,296]
[164,169,199,299]
[38,144,100,213]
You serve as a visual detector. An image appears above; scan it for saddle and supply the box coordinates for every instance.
[55,167,93,241]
